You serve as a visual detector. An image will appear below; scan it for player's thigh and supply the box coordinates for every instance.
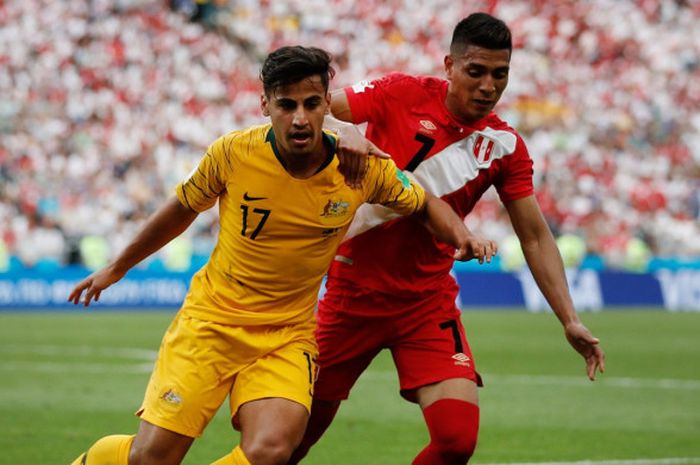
[229,321,319,425]
[129,419,194,465]
[415,377,479,409]
[238,397,310,453]
[391,311,480,402]
[138,313,236,438]
[314,311,386,400]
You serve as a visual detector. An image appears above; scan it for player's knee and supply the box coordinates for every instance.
[244,438,296,465]
[432,423,477,459]
[128,440,183,465]
[421,398,480,462]
[241,435,298,465]
[434,436,476,461]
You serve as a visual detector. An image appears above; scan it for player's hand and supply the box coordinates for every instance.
[67,265,125,307]
[335,125,390,188]
[454,235,497,264]
[564,322,606,381]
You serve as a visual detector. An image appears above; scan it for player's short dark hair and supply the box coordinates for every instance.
[450,12,512,55]
[260,45,335,96]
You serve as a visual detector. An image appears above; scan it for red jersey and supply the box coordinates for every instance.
[325,73,534,314]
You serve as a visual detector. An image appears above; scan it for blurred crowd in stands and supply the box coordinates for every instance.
[1,0,699,273]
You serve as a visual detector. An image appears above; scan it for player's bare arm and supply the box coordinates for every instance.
[505,195,606,380]
[419,192,497,264]
[327,90,389,188]
[329,88,354,123]
[68,196,199,306]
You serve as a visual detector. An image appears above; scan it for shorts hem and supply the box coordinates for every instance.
[137,409,202,439]
[399,372,482,403]
[231,393,312,419]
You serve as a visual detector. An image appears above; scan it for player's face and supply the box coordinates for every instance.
[444,45,510,123]
[261,75,331,159]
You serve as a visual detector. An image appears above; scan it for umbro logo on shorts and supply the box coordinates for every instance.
[452,353,471,366]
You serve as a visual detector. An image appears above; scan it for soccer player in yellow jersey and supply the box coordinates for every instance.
[67,45,496,465]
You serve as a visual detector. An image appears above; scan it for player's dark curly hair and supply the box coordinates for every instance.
[450,12,512,55]
[260,45,336,96]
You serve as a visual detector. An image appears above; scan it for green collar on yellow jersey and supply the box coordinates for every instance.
[266,127,337,175]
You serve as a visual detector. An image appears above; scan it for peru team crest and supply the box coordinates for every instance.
[472,134,496,164]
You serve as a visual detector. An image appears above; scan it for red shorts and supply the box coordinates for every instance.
[314,283,481,403]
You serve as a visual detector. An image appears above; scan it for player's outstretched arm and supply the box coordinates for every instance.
[68,196,199,307]
[419,192,497,264]
[505,195,605,380]
[327,90,389,188]
[325,115,389,188]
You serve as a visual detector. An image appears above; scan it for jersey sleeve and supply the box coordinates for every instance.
[176,136,229,212]
[344,72,409,124]
[363,157,426,215]
[494,134,535,202]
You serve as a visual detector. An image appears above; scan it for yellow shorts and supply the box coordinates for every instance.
[136,311,318,438]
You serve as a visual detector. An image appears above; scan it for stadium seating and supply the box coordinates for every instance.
[0,0,698,271]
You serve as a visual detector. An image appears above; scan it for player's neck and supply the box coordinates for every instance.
[268,127,333,179]
[444,94,479,126]
[279,146,330,179]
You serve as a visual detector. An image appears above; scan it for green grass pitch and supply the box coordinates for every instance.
[1,309,699,464]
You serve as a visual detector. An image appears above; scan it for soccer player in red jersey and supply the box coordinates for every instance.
[289,13,606,465]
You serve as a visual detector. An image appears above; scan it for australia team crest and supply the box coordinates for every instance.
[321,199,350,218]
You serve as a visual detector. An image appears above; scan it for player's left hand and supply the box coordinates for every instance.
[564,322,606,381]
[68,264,126,307]
[335,125,390,188]
[454,236,497,264]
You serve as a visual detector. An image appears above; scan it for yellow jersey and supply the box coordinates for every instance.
[175,123,425,326]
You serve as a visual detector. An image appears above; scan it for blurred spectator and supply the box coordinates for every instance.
[1,0,699,272]
[500,234,526,271]
[15,215,66,269]
[0,235,8,272]
[169,0,196,17]
[162,235,193,272]
[170,0,225,28]
[624,236,652,273]
[556,234,587,269]
[79,234,110,271]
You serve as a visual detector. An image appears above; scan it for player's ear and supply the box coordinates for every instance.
[444,54,454,80]
[260,94,270,116]
[324,92,331,114]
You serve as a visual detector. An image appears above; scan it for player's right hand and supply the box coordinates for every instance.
[564,322,606,381]
[454,236,497,264]
[68,265,125,307]
[335,125,390,188]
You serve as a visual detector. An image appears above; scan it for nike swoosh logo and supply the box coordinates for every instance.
[243,192,267,201]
